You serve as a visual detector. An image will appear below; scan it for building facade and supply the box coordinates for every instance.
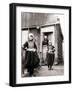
[22,22,64,65]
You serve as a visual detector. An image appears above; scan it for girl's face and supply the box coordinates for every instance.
[49,42,52,46]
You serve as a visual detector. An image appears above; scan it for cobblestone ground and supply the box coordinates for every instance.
[22,65,64,77]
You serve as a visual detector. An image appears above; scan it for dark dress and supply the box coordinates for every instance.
[23,41,40,76]
[47,45,55,68]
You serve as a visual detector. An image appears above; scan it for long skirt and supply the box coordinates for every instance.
[47,53,55,67]
[24,51,40,69]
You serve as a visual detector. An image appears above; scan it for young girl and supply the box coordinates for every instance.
[23,33,40,76]
[47,41,55,70]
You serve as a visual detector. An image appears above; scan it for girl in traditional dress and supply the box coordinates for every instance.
[23,33,40,76]
[47,41,55,70]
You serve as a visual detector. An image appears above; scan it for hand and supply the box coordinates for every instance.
[33,49,36,52]
[25,47,27,50]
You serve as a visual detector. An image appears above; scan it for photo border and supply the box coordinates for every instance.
[9,3,71,87]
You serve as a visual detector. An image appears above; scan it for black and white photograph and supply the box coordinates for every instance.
[10,3,71,86]
[21,12,64,77]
